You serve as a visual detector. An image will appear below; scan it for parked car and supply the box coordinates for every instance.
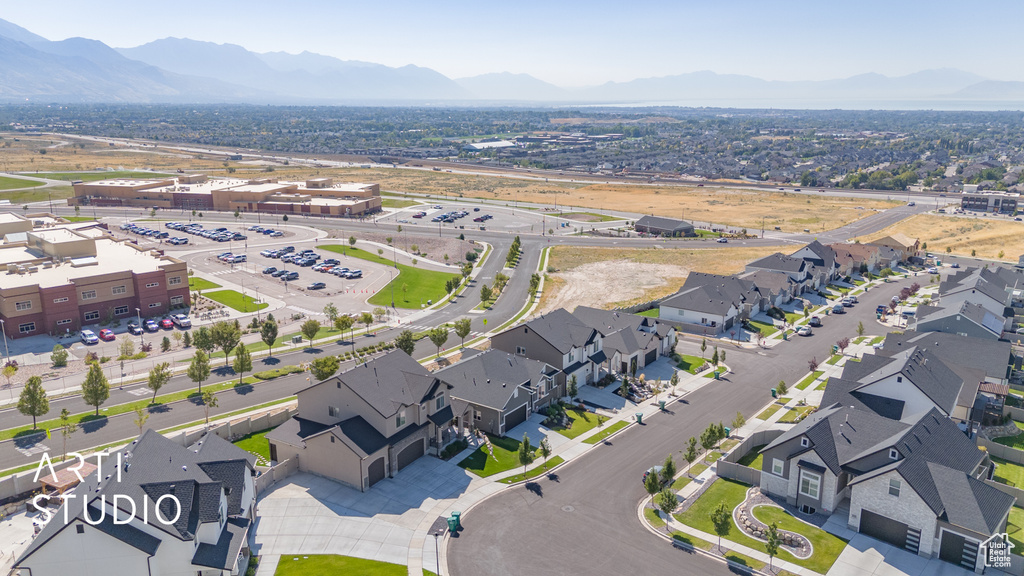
[171,314,191,328]
[80,330,99,345]
[272,269,288,277]
[144,319,160,332]
[841,297,854,307]
[796,325,812,337]
[98,329,116,342]
[642,466,664,485]
[263,266,278,274]
[831,304,845,314]
[270,231,284,237]
[951,263,960,268]
[808,316,821,327]
[308,282,326,290]
[846,294,858,303]
[127,321,143,335]
[283,271,299,281]
[927,267,938,274]
[159,318,174,330]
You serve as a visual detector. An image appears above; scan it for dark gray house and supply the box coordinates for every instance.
[880,330,1013,386]
[437,349,559,436]
[572,306,677,374]
[758,405,1012,572]
[914,301,1004,341]
[633,215,696,237]
[659,273,763,335]
[490,308,605,386]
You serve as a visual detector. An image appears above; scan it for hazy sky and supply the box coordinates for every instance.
[5,0,1023,86]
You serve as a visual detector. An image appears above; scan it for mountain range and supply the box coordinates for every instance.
[1,18,1022,107]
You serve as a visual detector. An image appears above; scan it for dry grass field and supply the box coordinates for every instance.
[856,214,1024,262]
[538,244,786,312]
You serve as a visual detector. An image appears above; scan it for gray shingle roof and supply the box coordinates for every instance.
[515,308,601,354]
[311,350,445,419]
[881,330,1012,382]
[437,349,556,411]
[572,305,662,335]
[747,253,808,274]
[821,377,907,420]
[660,285,737,315]
[634,215,694,234]
[851,349,965,416]
[739,270,799,295]
[192,517,250,570]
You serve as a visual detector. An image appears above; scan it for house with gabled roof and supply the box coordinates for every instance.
[914,301,1006,341]
[633,215,695,237]
[572,306,676,374]
[15,430,257,576]
[738,270,801,306]
[757,406,1013,572]
[790,240,841,283]
[267,350,454,491]
[745,252,816,290]
[490,308,605,386]
[881,330,1013,386]
[436,349,559,436]
[869,233,919,261]
[658,273,764,335]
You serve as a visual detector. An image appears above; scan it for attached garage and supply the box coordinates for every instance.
[396,440,424,471]
[859,509,913,551]
[504,403,528,433]
[644,349,658,365]
[939,530,978,569]
[367,457,386,487]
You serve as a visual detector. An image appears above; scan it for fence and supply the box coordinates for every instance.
[978,437,1024,465]
[172,406,296,447]
[715,429,785,486]
[256,457,299,494]
[1003,406,1024,421]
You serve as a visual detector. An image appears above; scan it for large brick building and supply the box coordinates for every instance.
[0,225,189,338]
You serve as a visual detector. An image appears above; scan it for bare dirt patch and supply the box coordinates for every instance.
[856,214,1024,262]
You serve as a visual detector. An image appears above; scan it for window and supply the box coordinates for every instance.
[84,311,100,322]
[888,478,901,497]
[112,285,127,295]
[170,295,184,305]
[53,297,69,303]
[516,346,526,355]
[800,437,809,448]
[474,410,482,421]
[146,282,159,288]
[435,395,445,410]
[799,470,821,500]
[15,301,31,311]
[57,319,72,325]
[149,302,161,308]
[328,406,339,418]
[168,276,182,286]
[396,410,406,427]
[896,376,903,383]
[114,305,129,316]
[330,436,335,443]
[18,322,35,334]
[889,448,899,460]
[538,378,546,396]
[771,458,784,476]
[81,290,96,300]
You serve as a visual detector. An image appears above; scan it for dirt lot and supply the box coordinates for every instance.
[856,214,1024,262]
[538,244,786,312]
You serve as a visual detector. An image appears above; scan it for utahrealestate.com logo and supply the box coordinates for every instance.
[32,452,182,526]
[982,532,1015,569]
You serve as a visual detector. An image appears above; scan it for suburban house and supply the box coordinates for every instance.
[633,215,696,237]
[790,241,841,283]
[572,306,677,375]
[745,252,817,290]
[490,308,605,386]
[940,266,1024,310]
[758,405,1013,572]
[267,350,454,492]
[914,301,1006,341]
[436,349,560,436]
[880,330,1013,387]
[659,273,764,335]
[15,430,257,576]
[828,242,884,276]
[868,233,920,261]
[738,270,801,306]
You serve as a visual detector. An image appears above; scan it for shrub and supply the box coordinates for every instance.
[440,439,469,460]
[99,356,111,364]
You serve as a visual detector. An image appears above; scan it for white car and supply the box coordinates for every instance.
[171,314,192,328]
[796,325,813,337]
[80,329,99,345]
[927,267,938,274]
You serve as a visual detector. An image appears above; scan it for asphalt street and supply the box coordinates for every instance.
[447,274,922,576]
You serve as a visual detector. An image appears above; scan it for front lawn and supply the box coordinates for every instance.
[778,405,816,424]
[458,434,541,477]
[676,354,707,374]
[784,312,803,325]
[232,428,273,464]
[202,290,268,312]
[752,505,848,574]
[672,476,693,490]
[825,354,842,365]
[499,456,564,484]
[549,408,607,439]
[756,403,783,421]
[993,456,1024,487]
[581,420,628,444]
[795,370,824,390]
[747,319,778,337]
[321,246,460,309]
[736,444,766,469]
[676,479,846,573]
[188,277,222,291]
[637,308,659,318]
[645,506,666,528]
[274,555,407,576]
[870,335,885,345]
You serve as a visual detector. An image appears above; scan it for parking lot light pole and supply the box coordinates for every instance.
[0,319,9,364]
[136,308,143,345]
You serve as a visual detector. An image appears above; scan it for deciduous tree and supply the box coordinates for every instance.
[18,376,48,429]
[82,363,109,416]
[188,350,211,394]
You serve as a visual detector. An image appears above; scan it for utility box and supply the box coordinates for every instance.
[292,335,303,344]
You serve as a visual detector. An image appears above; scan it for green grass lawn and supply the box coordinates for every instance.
[724,551,766,571]
[645,506,666,528]
[672,476,693,490]
[274,555,408,576]
[736,444,766,469]
[381,198,422,209]
[637,308,659,318]
[61,216,99,223]
[549,408,608,439]
[670,531,714,551]
[706,451,724,463]
[689,463,710,475]
[458,434,534,477]
[554,211,623,222]
[756,403,783,421]
[676,479,846,573]
[232,428,273,464]
[778,405,816,424]
[321,246,459,309]
[720,438,740,452]
[676,354,707,374]
[815,378,830,391]
[825,354,842,365]
[784,312,803,324]
[189,277,222,291]
[827,284,851,294]
[993,456,1024,487]
[499,456,564,484]
[993,423,1024,450]
[28,170,172,182]
[747,319,778,337]
[582,420,629,444]
[795,370,824,390]
[203,290,268,312]
[0,175,45,190]
[870,335,886,345]
[1007,507,1024,556]
[752,505,848,573]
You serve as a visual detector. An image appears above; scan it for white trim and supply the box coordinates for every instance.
[799,469,821,499]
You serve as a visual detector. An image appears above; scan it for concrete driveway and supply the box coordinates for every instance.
[254,456,478,574]
[827,534,1006,576]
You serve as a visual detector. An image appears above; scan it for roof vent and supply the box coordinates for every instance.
[182,465,187,471]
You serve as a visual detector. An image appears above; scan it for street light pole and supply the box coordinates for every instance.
[434,531,441,576]
[136,308,143,346]
[0,319,9,364]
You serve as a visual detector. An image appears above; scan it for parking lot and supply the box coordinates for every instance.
[374,201,621,235]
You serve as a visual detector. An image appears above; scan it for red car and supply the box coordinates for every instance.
[159,318,174,329]
[98,329,116,342]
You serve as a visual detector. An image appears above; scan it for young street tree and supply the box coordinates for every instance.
[656,489,679,517]
[82,362,110,416]
[539,437,552,470]
[428,326,449,358]
[765,522,781,571]
[395,330,416,356]
[58,408,76,462]
[233,345,252,385]
[453,318,472,348]
[777,380,788,396]
[808,356,819,372]
[193,326,214,355]
[323,303,339,325]
[373,307,387,322]
[133,405,149,434]
[856,321,865,337]
[711,346,719,366]
[701,338,707,358]
[310,355,340,381]
[201,390,218,426]
[518,433,535,476]
[359,311,374,335]
[661,454,676,485]
[301,319,321,349]
[261,318,279,358]
[684,437,698,477]
[644,469,661,495]
[17,375,49,429]
[567,374,578,400]
[2,363,17,391]
[51,345,69,368]
[147,362,171,403]
[732,411,746,431]
[188,350,211,393]
[700,427,716,461]
[210,321,241,366]
[836,337,850,356]
[710,502,731,551]
[480,284,493,303]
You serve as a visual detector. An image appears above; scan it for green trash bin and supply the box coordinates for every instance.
[832,345,839,353]
[782,332,788,341]
[659,400,666,410]
[635,412,643,424]
[451,511,462,529]
[771,388,777,398]
[713,371,721,380]
[446,516,459,532]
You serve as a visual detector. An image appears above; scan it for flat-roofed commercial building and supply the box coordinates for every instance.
[0,228,189,338]
[71,176,382,217]
[961,190,1019,214]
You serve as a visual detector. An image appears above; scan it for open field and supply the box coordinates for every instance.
[539,245,784,312]
[27,170,174,181]
[856,213,1024,262]
[0,175,44,190]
